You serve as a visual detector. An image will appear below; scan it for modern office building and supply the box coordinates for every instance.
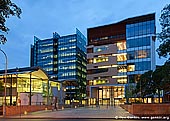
[87,13,156,105]
[31,29,87,104]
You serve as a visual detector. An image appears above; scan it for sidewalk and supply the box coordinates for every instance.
[0,105,135,119]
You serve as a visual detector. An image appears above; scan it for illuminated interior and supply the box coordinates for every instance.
[136,50,148,58]
[0,67,55,106]
[118,65,127,72]
[93,57,108,63]
[97,86,125,105]
[117,78,127,84]
[127,65,135,71]
[94,46,108,52]
[88,80,107,85]
[117,53,127,62]
[88,59,93,64]
[117,41,126,50]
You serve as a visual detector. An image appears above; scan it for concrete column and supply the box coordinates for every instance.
[29,73,32,105]
[60,83,63,105]
[47,79,49,105]
[10,74,12,106]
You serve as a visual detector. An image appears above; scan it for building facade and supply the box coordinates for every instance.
[0,67,52,106]
[31,29,87,104]
[87,13,156,105]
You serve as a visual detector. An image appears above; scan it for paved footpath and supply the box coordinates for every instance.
[4,105,135,119]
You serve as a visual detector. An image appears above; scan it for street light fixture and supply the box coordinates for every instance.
[0,48,8,117]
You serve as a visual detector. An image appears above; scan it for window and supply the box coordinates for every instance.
[117,78,127,84]
[127,49,150,60]
[127,36,150,48]
[118,67,127,72]
[87,68,108,74]
[127,51,135,60]
[126,20,155,38]
[94,46,108,52]
[117,41,126,50]
[135,61,151,71]
[93,57,108,63]
[117,54,127,62]
[127,64,135,72]
[135,50,150,59]
[88,59,93,64]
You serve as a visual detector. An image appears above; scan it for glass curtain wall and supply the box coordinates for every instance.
[126,19,155,83]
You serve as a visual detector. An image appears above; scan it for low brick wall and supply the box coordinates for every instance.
[5,105,52,116]
[120,103,170,116]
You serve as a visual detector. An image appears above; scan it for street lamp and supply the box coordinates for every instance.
[0,48,8,117]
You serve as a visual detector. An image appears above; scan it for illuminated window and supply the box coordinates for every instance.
[94,46,108,52]
[54,68,57,71]
[117,65,127,72]
[69,39,76,42]
[135,50,150,59]
[117,41,126,50]
[69,46,76,49]
[40,49,53,53]
[118,68,127,72]
[117,78,127,84]
[93,57,108,63]
[89,80,93,85]
[117,53,127,61]
[127,65,135,71]
[96,80,107,85]
[88,59,93,64]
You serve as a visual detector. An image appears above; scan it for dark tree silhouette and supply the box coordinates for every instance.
[157,4,170,60]
[0,0,22,44]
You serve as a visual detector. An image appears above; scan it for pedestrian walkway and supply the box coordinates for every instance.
[3,105,134,119]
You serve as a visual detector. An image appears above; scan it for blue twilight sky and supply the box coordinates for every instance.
[0,0,169,70]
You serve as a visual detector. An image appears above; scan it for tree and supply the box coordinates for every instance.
[135,71,156,103]
[152,61,170,103]
[152,66,164,103]
[157,4,170,60]
[0,0,22,44]
[125,83,136,103]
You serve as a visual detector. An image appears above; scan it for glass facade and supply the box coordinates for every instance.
[126,19,155,83]
[58,35,77,80]
[126,20,155,37]
[32,34,58,77]
[31,29,87,102]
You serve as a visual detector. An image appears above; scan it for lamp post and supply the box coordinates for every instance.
[0,48,8,117]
